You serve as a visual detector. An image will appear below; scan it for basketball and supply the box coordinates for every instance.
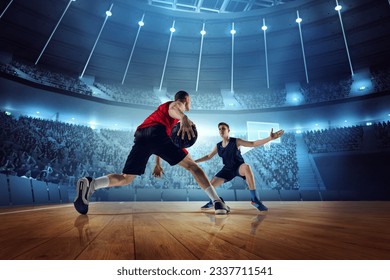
[170,122,198,148]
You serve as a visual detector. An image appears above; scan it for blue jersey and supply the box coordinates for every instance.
[217,137,245,169]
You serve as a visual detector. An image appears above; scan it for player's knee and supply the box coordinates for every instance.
[186,162,199,173]
[122,174,134,185]
[242,163,251,173]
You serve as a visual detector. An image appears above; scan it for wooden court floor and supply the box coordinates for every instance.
[0,201,389,260]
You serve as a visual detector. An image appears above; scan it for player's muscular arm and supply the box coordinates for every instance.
[168,101,188,121]
[237,128,284,148]
[195,146,217,163]
[237,137,271,148]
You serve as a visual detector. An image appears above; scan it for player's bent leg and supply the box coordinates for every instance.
[239,164,268,211]
[178,155,210,189]
[179,156,230,215]
[74,174,136,215]
[107,173,136,187]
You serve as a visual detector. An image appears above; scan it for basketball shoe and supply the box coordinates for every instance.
[214,197,230,215]
[251,198,268,211]
[201,200,213,210]
[74,177,94,215]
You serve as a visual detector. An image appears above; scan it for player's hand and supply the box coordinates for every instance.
[178,116,195,140]
[270,128,284,140]
[152,165,164,178]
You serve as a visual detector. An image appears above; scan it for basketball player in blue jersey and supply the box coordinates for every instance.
[73,91,230,215]
[195,122,284,211]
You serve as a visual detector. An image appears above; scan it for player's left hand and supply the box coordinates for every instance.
[152,165,164,178]
[270,128,284,140]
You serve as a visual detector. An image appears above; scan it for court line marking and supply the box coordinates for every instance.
[0,204,74,215]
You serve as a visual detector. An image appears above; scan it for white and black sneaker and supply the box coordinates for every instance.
[214,197,230,215]
[74,177,93,215]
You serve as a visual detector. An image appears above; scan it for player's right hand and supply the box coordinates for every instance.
[178,116,195,140]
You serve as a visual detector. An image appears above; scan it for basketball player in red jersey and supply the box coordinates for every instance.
[74,91,230,215]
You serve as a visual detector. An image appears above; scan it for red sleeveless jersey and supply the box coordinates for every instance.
[137,101,179,136]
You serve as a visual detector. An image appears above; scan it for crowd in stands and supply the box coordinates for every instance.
[233,87,286,109]
[166,90,225,110]
[372,121,390,149]
[371,67,390,93]
[300,78,352,104]
[303,126,364,153]
[94,82,161,106]
[9,60,93,96]
[2,59,390,111]
[0,62,18,76]
[244,133,299,190]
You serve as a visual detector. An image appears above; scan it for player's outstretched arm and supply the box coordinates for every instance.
[195,145,218,163]
[152,156,164,178]
[237,128,284,148]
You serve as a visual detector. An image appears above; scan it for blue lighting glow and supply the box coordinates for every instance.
[230,29,236,35]
[261,25,267,31]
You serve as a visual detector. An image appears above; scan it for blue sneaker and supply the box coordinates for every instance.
[74,177,93,215]
[251,199,268,211]
[201,200,213,210]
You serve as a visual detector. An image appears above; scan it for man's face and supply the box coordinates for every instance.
[218,125,230,137]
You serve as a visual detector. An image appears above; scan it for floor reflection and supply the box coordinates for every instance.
[250,214,267,235]
[73,215,91,245]
[202,211,267,234]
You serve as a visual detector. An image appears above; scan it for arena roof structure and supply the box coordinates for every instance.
[0,0,390,91]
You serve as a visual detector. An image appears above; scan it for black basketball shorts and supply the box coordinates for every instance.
[122,125,187,175]
[215,163,246,182]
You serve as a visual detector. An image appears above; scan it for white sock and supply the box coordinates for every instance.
[91,176,110,191]
[204,186,221,202]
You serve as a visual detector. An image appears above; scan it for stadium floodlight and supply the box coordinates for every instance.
[230,22,236,92]
[35,0,76,65]
[80,3,114,78]
[160,20,176,90]
[262,18,269,88]
[122,14,145,84]
[335,0,354,76]
[200,29,206,36]
[296,17,302,23]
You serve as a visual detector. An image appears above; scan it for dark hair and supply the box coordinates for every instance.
[174,90,189,102]
[218,122,230,129]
